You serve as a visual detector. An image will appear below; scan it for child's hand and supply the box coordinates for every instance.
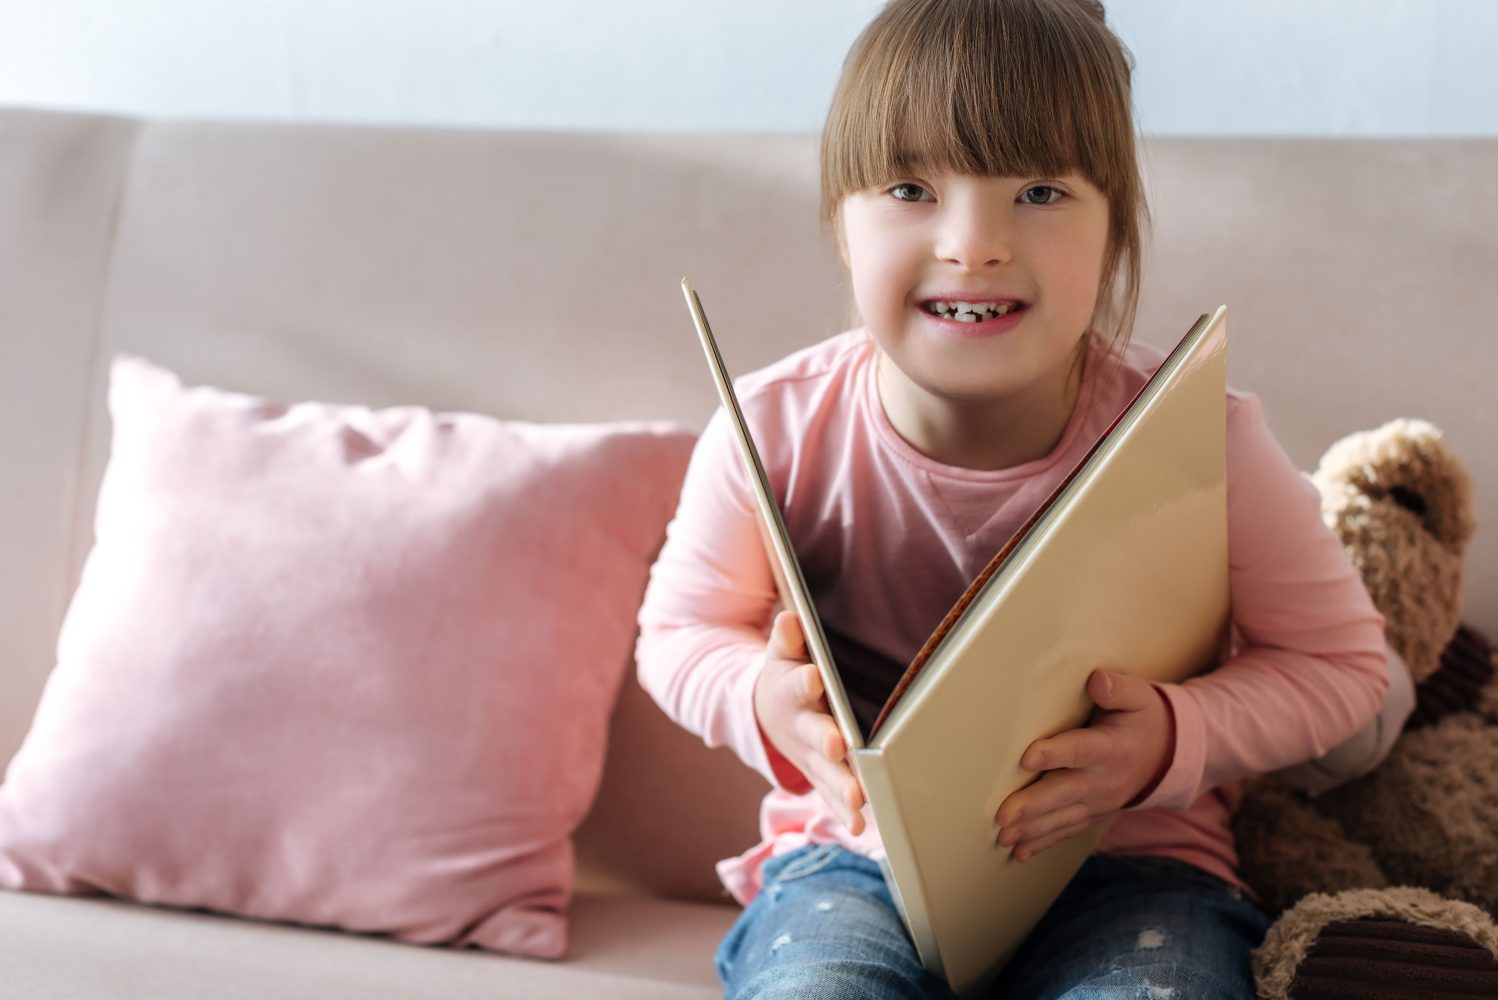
[993,669,1173,862]
[753,610,867,835]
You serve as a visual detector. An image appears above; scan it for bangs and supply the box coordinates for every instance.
[821,0,1136,217]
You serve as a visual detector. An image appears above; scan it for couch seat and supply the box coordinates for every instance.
[0,888,738,999]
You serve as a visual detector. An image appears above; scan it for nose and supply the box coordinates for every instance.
[934,197,1012,271]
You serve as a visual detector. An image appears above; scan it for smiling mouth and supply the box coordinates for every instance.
[920,300,1026,322]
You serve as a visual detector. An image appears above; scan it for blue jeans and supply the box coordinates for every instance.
[714,844,1271,999]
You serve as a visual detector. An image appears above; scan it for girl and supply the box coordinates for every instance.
[636,1,1404,996]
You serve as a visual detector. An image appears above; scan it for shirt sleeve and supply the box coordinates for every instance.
[634,406,813,793]
[1269,640,1415,796]
[1125,392,1390,813]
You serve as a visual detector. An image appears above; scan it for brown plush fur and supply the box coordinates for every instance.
[1234,780,1387,915]
[1309,418,1476,682]
[1233,418,1498,998]
[1253,888,1498,1000]
[1409,625,1496,729]
[1316,712,1498,914]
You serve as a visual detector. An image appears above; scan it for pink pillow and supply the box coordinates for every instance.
[0,354,695,959]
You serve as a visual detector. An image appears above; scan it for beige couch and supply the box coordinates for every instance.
[1,104,1493,998]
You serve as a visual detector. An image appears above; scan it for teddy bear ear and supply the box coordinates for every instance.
[1311,418,1476,553]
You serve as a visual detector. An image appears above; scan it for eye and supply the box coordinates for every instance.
[1019,185,1066,205]
[889,182,932,203]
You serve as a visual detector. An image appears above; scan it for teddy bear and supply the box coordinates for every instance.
[1224,417,1498,999]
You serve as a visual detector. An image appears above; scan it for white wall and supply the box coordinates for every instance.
[0,0,1494,135]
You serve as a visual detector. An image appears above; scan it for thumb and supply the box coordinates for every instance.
[1089,669,1149,711]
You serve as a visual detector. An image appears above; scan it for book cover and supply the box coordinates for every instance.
[856,306,1230,995]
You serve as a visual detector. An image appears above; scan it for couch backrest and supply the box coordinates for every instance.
[1,105,1494,903]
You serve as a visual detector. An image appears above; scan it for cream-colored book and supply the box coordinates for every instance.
[682,278,1230,998]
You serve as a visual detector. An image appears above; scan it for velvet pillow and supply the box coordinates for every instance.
[0,354,695,959]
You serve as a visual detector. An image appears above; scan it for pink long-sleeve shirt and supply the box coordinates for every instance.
[635,327,1388,907]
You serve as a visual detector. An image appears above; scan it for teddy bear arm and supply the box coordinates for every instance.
[1233,779,1386,918]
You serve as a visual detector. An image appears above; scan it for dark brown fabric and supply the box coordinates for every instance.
[1409,625,1495,730]
[1289,916,1498,999]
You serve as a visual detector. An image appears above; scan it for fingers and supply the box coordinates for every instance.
[1021,727,1111,772]
[763,612,864,834]
[989,672,1161,861]
[802,742,865,830]
[774,670,860,827]
[1011,813,1098,862]
[781,664,836,761]
[807,754,864,812]
[795,704,843,762]
[790,704,862,830]
[797,662,823,706]
[768,610,806,659]
[998,798,1092,845]
[768,616,821,708]
[996,766,1094,829]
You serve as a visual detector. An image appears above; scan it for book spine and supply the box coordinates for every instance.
[851,747,945,983]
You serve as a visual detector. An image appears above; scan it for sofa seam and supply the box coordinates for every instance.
[63,114,145,595]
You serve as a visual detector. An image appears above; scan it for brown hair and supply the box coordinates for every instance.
[820,0,1149,380]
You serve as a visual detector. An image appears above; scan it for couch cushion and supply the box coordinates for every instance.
[0,888,736,999]
[0,354,695,959]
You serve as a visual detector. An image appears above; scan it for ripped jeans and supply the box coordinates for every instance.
[714,844,1270,999]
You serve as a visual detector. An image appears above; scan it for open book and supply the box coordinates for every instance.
[682,278,1231,998]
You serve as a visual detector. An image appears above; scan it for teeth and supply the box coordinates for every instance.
[925,300,1020,319]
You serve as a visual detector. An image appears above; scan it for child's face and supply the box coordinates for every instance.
[838,170,1110,411]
